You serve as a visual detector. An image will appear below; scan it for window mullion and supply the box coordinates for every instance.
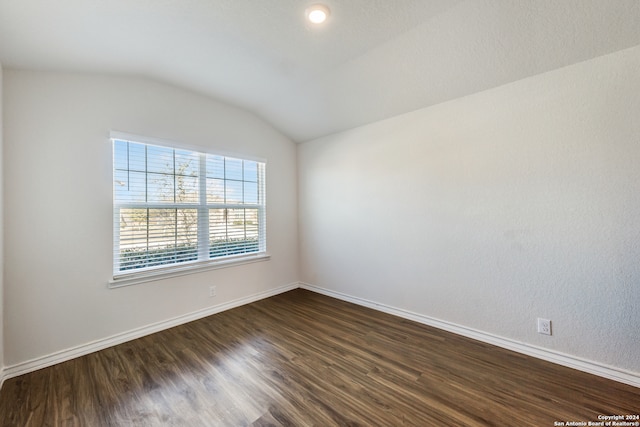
[198,154,209,261]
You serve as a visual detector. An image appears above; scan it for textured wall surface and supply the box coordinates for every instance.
[3,71,298,366]
[298,45,640,374]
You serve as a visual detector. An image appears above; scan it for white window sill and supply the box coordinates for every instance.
[109,253,270,289]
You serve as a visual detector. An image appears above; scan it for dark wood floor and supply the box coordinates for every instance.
[0,289,638,426]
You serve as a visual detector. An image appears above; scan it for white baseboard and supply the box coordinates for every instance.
[299,282,640,389]
[1,282,298,383]
[3,281,639,391]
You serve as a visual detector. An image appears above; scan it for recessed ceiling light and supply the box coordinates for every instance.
[306,4,330,24]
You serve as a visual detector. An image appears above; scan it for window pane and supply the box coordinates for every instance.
[243,161,258,182]
[148,209,176,251]
[207,178,225,203]
[128,142,146,172]
[245,209,259,239]
[119,208,148,245]
[147,145,174,174]
[147,172,175,203]
[114,170,129,200]
[243,181,258,204]
[209,208,228,258]
[117,208,198,271]
[208,208,259,258]
[176,175,199,203]
[227,209,245,240]
[175,150,199,178]
[207,155,224,179]
[225,158,243,181]
[114,170,146,203]
[225,180,243,204]
[113,140,129,170]
[118,208,148,271]
[176,209,199,251]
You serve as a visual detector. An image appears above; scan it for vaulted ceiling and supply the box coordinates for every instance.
[1,0,639,142]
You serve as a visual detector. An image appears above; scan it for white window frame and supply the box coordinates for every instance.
[109,132,269,288]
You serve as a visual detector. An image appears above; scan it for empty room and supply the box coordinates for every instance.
[0,0,639,425]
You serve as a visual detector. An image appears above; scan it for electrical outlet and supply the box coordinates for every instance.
[209,286,217,297]
[537,318,551,335]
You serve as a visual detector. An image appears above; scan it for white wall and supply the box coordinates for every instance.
[3,71,298,367]
[299,45,640,375]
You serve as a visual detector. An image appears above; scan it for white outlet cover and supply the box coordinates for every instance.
[537,318,552,335]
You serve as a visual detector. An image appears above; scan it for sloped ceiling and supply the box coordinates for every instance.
[1,0,639,142]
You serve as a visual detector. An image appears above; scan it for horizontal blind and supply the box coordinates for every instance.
[113,138,266,276]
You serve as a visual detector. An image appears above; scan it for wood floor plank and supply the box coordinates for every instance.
[1,289,638,426]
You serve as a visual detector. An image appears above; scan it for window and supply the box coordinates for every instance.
[112,135,266,284]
